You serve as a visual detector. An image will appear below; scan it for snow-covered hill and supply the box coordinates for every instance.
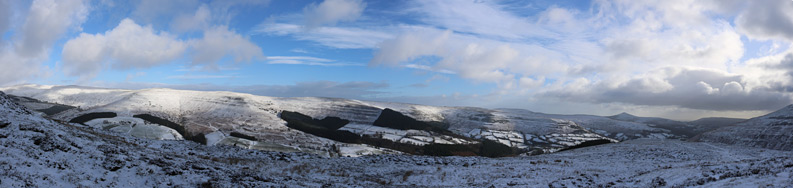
[688,117,746,133]
[0,90,319,187]
[696,104,793,151]
[1,85,617,155]
[501,109,683,140]
[3,89,793,187]
[0,84,742,156]
[606,112,706,138]
[297,139,793,187]
[3,85,406,157]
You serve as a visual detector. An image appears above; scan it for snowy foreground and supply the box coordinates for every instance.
[2,91,793,187]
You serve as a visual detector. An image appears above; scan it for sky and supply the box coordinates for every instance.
[1,0,793,120]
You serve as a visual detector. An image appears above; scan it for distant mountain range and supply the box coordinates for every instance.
[4,84,775,157]
[3,85,793,187]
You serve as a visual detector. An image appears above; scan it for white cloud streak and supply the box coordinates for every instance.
[167,74,236,79]
[254,23,392,49]
[408,0,557,40]
[266,56,363,66]
[133,0,270,29]
[303,0,366,29]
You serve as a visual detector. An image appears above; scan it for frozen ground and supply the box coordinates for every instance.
[2,90,793,187]
[282,139,793,187]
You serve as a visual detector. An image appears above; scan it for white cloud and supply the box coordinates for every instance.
[404,64,455,74]
[735,0,793,42]
[0,0,87,85]
[597,0,745,71]
[133,0,200,25]
[167,74,236,79]
[370,30,450,66]
[15,0,88,57]
[255,23,392,49]
[266,56,362,66]
[303,0,365,28]
[62,19,187,79]
[267,56,332,62]
[363,0,793,113]
[188,26,264,65]
[62,19,263,80]
[171,4,211,32]
[540,67,793,111]
[696,81,718,95]
[0,48,49,86]
[4,0,790,117]
[519,76,544,89]
[290,48,309,53]
[134,0,269,30]
[409,0,556,40]
[364,0,793,113]
[204,0,270,23]
[370,28,564,89]
[737,50,793,93]
[176,65,240,72]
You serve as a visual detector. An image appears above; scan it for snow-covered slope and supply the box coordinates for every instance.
[607,112,703,138]
[2,84,740,156]
[3,89,793,187]
[3,85,622,155]
[500,109,677,140]
[0,90,319,187]
[3,85,402,157]
[696,104,793,151]
[289,139,793,187]
[688,117,746,133]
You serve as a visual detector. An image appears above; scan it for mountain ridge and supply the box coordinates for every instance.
[0,85,646,156]
[3,86,793,187]
[695,104,793,151]
[0,84,768,156]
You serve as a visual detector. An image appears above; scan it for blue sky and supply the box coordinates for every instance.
[1,0,793,120]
